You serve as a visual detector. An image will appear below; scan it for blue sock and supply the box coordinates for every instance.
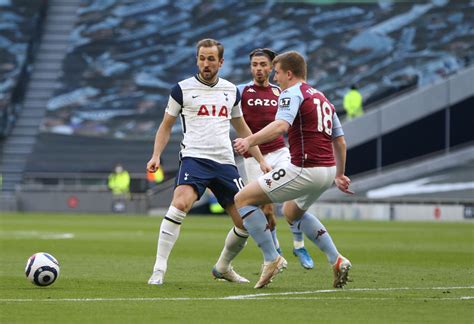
[270,228,280,250]
[300,212,339,264]
[239,205,279,262]
[289,220,304,248]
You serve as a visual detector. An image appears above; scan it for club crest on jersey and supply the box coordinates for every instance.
[272,88,280,96]
[197,105,228,117]
[279,97,291,109]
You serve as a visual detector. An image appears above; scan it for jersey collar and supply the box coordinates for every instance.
[195,74,219,87]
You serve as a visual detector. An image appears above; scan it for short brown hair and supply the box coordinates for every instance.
[196,38,224,60]
[249,48,277,62]
[273,51,307,80]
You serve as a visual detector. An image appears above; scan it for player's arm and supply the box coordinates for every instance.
[147,112,177,172]
[147,84,182,172]
[231,117,271,173]
[331,112,353,194]
[234,119,289,156]
[234,91,298,155]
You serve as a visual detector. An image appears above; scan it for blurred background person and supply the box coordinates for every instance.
[108,163,130,196]
[343,84,363,120]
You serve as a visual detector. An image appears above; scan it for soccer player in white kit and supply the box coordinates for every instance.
[234,51,353,289]
[237,48,314,269]
[147,39,271,285]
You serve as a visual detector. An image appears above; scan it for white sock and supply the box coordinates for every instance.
[215,227,249,273]
[152,206,186,273]
[293,240,304,249]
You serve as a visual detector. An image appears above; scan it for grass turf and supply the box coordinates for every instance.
[0,212,473,323]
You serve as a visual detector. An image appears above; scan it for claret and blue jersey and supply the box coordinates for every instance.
[237,81,286,157]
[276,82,344,168]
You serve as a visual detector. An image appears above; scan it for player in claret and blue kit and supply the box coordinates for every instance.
[233,51,353,289]
[236,48,314,269]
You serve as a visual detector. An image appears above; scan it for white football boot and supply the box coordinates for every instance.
[254,255,287,289]
[147,270,165,285]
[212,266,250,283]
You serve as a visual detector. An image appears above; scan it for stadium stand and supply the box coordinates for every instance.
[0,0,47,137]
[0,0,79,192]
[0,0,473,201]
[40,0,473,142]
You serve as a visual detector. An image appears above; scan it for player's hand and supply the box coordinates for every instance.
[335,175,354,195]
[147,156,160,173]
[233,138,250,155]
[259,160,272,174]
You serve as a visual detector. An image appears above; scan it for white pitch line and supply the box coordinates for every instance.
[221,285,474,300]
[1,286,473,303]
[249,296,474,301]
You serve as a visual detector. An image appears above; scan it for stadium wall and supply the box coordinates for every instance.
[15,191,148,214]
[343,66,474,175]
[308,203,470,222]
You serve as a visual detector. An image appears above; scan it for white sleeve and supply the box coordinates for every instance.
[165,96,182,117]
[165,84,183,117]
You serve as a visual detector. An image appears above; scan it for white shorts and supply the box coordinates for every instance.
[257,163,336,210]
[243,147,290,182]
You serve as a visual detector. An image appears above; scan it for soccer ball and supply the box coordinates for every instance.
[25,252,60,287]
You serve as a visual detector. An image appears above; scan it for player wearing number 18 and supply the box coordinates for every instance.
[233,51,353,289]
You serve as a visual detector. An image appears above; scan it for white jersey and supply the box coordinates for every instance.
[165,75,242,165]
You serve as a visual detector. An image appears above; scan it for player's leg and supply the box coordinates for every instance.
[261,203,281,254]
[284,166,351,287]
[148,184,197,284]
[149,158,208,285]
[285,200,351,287]
[290,221,314,269]
[234,181,286,288]
[284,200,340,263]
[212,203,250,283]
[210,164,250,283]
[270,148,312,265]
[244,153,281,255]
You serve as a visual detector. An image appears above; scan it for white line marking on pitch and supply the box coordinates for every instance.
[222,285,474,300]
[0,231,75,240]
[1,286,473,303]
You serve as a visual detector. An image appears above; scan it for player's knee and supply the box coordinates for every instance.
[172,186,197,212]
[282,201,305,222]
[234,192,245,208]
[170,195,194,213]
[171,201,189,213]
[262,204,274,217]
[234,190,258,208]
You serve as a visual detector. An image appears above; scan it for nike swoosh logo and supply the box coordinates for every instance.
[192,95,199,98]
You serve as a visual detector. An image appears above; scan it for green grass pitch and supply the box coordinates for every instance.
[1,212,473,323]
